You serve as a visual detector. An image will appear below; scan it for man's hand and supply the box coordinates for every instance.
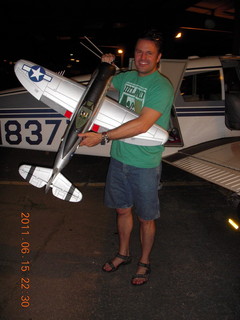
[102,53,115,64]
[78,132,102,147]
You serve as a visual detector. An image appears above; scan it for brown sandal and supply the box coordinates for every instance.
[131,262,151,285]
[102,253,132,272]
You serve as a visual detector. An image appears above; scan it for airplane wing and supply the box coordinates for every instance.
[163,137,240,195]
[14,59,85,120]
[14,59,169,147]
[87,96,169,146]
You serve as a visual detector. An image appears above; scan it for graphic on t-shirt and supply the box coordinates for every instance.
[119,82,147,114]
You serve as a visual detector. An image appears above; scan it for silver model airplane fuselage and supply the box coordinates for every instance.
[44,62,116,192]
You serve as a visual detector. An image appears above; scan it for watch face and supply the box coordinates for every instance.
[101,133,106,145]
[101,132,110,145]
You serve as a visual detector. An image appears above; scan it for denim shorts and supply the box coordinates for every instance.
[104,158,161,220]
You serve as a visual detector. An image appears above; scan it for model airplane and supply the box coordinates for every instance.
[13,60,169,202]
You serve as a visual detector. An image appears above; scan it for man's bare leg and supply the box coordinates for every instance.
[131,218,156,285]
[103,208,133,271]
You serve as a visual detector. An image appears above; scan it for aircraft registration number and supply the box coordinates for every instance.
[0,118,69,151]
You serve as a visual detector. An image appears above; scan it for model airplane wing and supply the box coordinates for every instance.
[87,96,169,146]
[14,59,85,120]
[14,59,169,146]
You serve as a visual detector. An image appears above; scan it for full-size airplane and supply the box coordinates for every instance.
[0,55,239,214]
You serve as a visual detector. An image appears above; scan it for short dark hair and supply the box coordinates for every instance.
[137,29,163,54]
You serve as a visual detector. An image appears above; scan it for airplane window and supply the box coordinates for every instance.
[223,64,240,130]
[180,70,222,102]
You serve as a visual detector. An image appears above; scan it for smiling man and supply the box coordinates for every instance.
[79,30,174,285]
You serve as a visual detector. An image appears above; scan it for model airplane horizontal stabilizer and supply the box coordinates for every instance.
[19,165,82,202]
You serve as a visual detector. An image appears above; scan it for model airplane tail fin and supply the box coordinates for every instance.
[19,165,82,202]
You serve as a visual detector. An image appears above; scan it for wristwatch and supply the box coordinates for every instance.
[101,132,110,145]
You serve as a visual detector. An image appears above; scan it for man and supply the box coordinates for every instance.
[79,31,174,285]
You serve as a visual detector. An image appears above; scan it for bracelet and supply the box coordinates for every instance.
[101,132,110,145]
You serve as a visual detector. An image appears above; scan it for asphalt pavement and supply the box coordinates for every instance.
[0,147,240,320]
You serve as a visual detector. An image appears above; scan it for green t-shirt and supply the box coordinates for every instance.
[111,70,174,168]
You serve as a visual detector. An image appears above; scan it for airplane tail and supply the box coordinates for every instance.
[19,165,82,202]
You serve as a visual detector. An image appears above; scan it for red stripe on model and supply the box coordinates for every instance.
[64,110,72,118]
[92,124,100,132]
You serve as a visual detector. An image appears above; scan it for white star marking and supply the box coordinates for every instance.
[30,67,44,81]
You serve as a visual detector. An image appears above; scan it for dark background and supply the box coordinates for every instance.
[0,0,239,89]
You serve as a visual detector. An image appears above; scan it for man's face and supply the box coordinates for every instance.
[134,39,161,76]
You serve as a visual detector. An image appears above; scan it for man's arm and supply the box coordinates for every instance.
[78,107,162,147]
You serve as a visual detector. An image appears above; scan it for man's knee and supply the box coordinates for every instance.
[116,207,132,215]
[138,217,155,225]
